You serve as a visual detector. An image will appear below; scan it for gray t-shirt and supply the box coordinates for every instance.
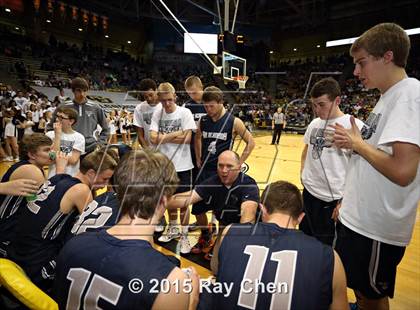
[273,112,285,124]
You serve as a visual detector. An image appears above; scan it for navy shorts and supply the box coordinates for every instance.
[335,221,405,299]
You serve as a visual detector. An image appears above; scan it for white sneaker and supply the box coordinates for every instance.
[5,156,13,161]
[158,225,180,243]
[179,236,192,254]
[155,217,166,233]
[13,156,19,162]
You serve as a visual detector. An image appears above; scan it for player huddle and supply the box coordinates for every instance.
[0,22,419,310]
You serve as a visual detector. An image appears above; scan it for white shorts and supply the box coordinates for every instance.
[5,123,17,138]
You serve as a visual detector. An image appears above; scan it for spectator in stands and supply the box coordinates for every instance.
[49,77,109,154]
[46,106,85,178]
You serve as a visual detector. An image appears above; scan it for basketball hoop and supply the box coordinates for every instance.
[232,75,248,89]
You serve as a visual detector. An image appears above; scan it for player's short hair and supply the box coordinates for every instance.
[139,78,157,92]
[80,149,118,174]
[261,181,303,219]
[202,86,223,103]
[184,75,203,89]
[157,82,176,95]
[56,106,78,125]
[114,150,179,220]
[71,77,89,92]
[350,23,410,68]
[310,77,341,102]
[19,133,52,160]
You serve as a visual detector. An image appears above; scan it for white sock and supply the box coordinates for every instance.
[170,220,177,226]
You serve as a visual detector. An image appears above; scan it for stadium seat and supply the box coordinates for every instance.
[0,259,58,310]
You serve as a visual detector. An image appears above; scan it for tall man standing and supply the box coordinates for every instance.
[300,77,364,245]
[150,82,196,254]
[48,77,109,154]
[271,107,286,145]
[133,78,162,149]
[332,23,420,310]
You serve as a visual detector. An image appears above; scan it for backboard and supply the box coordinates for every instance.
[222,51,246,81]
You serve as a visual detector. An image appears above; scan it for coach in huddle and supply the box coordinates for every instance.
[168,150,259,231]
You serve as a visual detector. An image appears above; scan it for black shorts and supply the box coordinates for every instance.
[191,168,215,215]
[299,188,338,246]
[335,221,406,299]
[175,170,192,194]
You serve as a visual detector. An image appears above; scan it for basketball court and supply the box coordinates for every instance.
[0,0,419,309]
[0,133,418,309]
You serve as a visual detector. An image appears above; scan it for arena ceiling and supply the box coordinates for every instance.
[65,0,419,32]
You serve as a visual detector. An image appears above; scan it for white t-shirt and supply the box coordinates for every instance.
[133,101,162,144]
[14,96,29,109]
[339,77,420,246]
[46,130,85,178]
[150,105,196,172]
[32,110,40,123]
[302,114,364,201]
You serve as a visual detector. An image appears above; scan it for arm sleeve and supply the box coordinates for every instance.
[97,107,110,144]
[240,179,260,204]
[149,110,160,132]
[182,109,197,131]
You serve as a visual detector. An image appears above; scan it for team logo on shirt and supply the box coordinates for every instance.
[194,113,207,122]
[202,131,228,140]
[360,112,381,140]
[158,119,182,133]
[60,140,75,154]
[309,128,334,160]
[143,112,153,125]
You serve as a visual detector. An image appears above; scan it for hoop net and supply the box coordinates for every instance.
[232,75,248,89]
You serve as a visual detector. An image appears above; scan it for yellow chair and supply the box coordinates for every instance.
[0,258,58,310]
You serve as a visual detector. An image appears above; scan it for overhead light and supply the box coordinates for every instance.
[293,48,297,51]
[317,44,321,48]
[105,35,109,38]
[326,37,358,47]
[269,50,273,54]
[406,27,420,35]
[15,27,19,30]
[5,8,11,13]
[78,28,83,32]
[127,40,132,44]
[46,19,51,23]
[327,27,420,47]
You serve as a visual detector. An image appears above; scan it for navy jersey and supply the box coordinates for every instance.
[184,99,207,169]
[195,172,259,225]
[9,174,82,288]
[0,160,42,257]
[200,112,235,171]
[214,223,334,310]
[71,192,120,235]
[53,230,176,309]
[184,99,207,124]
